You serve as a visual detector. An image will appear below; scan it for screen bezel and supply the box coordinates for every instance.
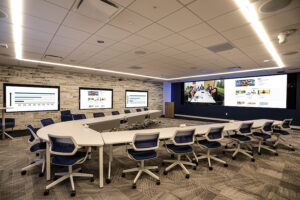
[125,90,148,108]
[3,83,60,113]
[79,87,113,110]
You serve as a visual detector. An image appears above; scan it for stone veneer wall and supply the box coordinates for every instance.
[0,65,163,130]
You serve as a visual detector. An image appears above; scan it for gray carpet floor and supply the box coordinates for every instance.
[0,118,300,200]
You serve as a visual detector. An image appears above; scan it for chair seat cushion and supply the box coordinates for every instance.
[128,149,157,160]
[51,151,86,166]
[253,132,271,139]
[166,144,192,153]
[230,134,251,141]
[273,129,289,135]
[197,140,221,148]
[30,142,46,152]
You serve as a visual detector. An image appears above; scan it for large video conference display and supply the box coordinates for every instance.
[79,88,113,110]
[224,74,287,108]
[184,80,224,105]
[4,84,60,112]
[183,74,288,108]
[126,90,148,108]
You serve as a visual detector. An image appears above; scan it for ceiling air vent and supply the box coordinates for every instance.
[201,70,214,74]
[129,66,143,70]
[44,55,63,62]
[259,0,292,13]
[226,66,242,71]
[207,42,235,53]
[281,51,298,56]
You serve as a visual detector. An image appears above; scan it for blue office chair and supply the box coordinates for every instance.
[93,112,105,118]
[144,107,148,111]
[21,125,46,177]
[272,119,294,151]
[40,118,54,127]
[72,114,86,120]
[0,118,15,139]
[61,110,73,122]
[196,126,228,170]
[163,129,197,179]
[122,132,160,189]
[226,122,255,162]
[252,121,278,156]
[44,134,94,197]
[124,109,131,114]
[112,111,120,115]
[136,109,142,112]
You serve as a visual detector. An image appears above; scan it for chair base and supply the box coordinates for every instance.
[252,140,278,155]
[0,131,14,140]
[196,149,227,170]
[122,160,159,187]
[273,134,294,151]
[163,154,196,177]
[224,143,255,161]
[21,154,45,176]
[44,166,93,196]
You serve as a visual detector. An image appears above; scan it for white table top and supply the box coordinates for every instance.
[191,91,216,103]
[37,110,161,146]
[101,119,282,145]
[0,107,13,110]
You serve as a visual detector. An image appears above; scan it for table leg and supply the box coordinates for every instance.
[99,146,103,188]
[106,144,113,184]
[2,110,5,140]
[46,142,51,181]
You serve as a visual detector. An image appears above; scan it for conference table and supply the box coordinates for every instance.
[190,90,216,103]
[37,110,162,188]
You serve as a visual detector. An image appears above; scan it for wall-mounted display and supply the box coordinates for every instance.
[79,88,113,110]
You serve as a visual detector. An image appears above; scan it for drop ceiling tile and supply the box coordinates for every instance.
[187,0,238,21]
[50,35,82,49]
[113,0,135,7]
[195,34,228,47]
[46,43,75,58]
[158,33,189,47]
[179,23,217,40]
[178,0,196,5]
[65,43,104,62]
[159,48,182,56]
[231,35,263,48]
[56,25,90,42]
[158,7,201,32]
[141,42,169,53]
[86,35,117,48]
[128,0,182,21]
[187,47,212,57]
[137,23,173,40]
[122,35,152,47]
[94,24,131,41]
[109,42,137,52]
[174,41,200,52]
[23,27,53,43]
[45,0,75,9]
[109,9,152,33]
[208,9,249,32]
[222,24,256,41]
[63,12,105,33]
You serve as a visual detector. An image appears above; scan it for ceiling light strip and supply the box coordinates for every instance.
[233,0,284,68]
[10,0,23,59]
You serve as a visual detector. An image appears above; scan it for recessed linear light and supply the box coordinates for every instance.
[263,59,270,62]
[10,0,23,59]
[233,0,284,68]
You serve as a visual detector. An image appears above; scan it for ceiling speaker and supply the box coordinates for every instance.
[259,0,292,13]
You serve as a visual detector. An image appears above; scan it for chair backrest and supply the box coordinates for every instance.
[136,108,142,112]
[88,119,121,132]
[124,110,131,114]
[172,129,195,145]
[205,126,224,141]
[281,119,293,129]
[48,134,78,156]
[112,111,120,115]
[144,107,148,111]
[26,124,39,143]
[132,132,160,151]
[238,122,253,134]
[73,114,86,120]
[262,121,274,133]
[41,118,54,127]
[2,118,15,128]
[93,112,105,118]
[61,110,71,116]
[127,114,146,125]
[61,115,73,122]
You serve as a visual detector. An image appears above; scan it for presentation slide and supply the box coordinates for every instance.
[224,74,287,108]
[5,84,59,112]
[184,80,224,105]
[126,91,148,108]
[80,88,112,109]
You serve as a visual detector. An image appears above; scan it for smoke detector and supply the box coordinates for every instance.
[259,0,292,13]
[278,29,297,44]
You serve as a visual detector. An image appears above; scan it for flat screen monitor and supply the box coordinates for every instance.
[79,88,113,110]
[184,80,224,105]
[125,90,148,108]
[224,74,287,108]
[4,84,60,112]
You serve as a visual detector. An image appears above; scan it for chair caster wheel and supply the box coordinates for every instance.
[274,153,279,156]
[272,146,277,149]
[262,142,266,145]
[132,183,136,189]
[209,167,213,171]
[163,170,168,175]
[44,190,49,196]
[224,163,228,167]
[251,158,255,162]
[70,190,76,197]
[155,169,159,173]
[222,151,226,154]
[39,173,44,177]
[21,170,26,175]
[258,152,261,155]
[78,169,83,173]
[106,179,111,184]
[290,148,295,151]
[162,162,165,166]
[232,156,236,160]
[122,173,125,177]
[250,153,254,156]
[193,166,197,170]
[156,180,160,185]
[171,154,175,159]
[225,146,228,149]
[53,176,58,181]
[90,177,94,182]
[36,153,39,157]
[192,160,198,166]
[185,174,190,179]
